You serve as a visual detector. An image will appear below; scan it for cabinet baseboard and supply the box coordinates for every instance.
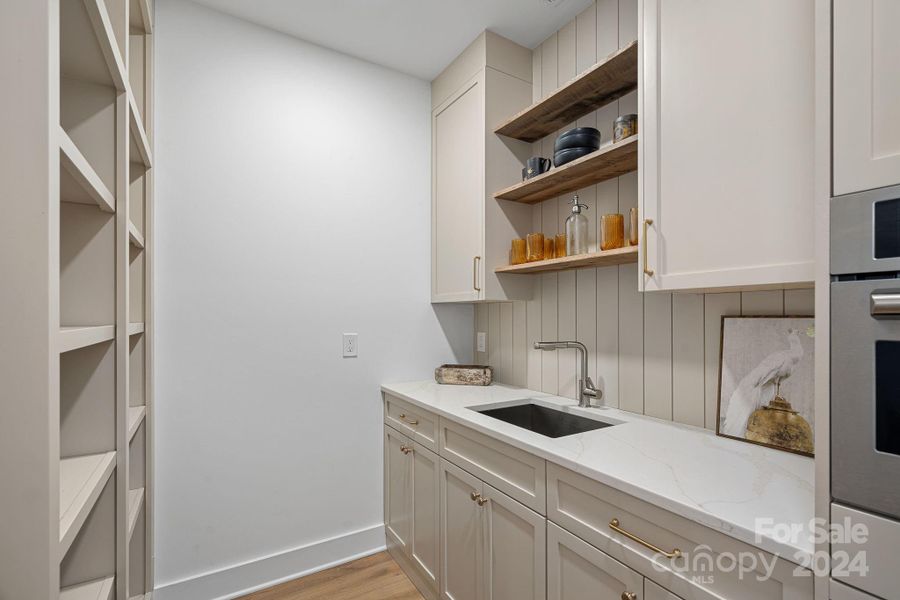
[152,524,385,600]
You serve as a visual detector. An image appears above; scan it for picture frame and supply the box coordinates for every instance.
[715,315,815,457]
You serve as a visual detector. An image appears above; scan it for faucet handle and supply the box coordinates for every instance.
[583,377,601,398]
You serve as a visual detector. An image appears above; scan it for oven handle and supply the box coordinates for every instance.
[871,291,900,317]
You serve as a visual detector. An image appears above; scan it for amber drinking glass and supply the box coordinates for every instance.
[554,234,567,258]
[526,233,545,262]
[510,238,526,265]
[628,208,639,246]
[544,237,555,260]
[601,214,625,250]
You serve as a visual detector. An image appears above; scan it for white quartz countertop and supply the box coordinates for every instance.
[381,380,815,565]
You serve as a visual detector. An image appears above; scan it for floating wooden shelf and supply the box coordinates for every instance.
[59,128,115,213]
[60,576,115,600]
[129,222,145,249]
[60,0,127,90]
[59,326,116,353]
[59,452,116,556]
[129,92,153,167]
[494,41,638,142]
[127,488,144,540]
[495,246,638,274]
[128,322,145,336]
[494,136,638,204]
[128,406,146,442]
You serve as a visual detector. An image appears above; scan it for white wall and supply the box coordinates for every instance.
[154,1,472,597]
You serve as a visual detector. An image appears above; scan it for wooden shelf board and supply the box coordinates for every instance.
[60,576,115,600]
[129,221,145,249]
[128,322,145,336]
[129,92,153,167]
[59,128,115,213]
[494,135,638,204]
[59,325,116,354]
[60,452,116,557]
[60,0,127,90]
[127,487,145,540]
[495,246,638,274]
[494,41,638,142]
[128,406,146,442]
[130,0,154,34]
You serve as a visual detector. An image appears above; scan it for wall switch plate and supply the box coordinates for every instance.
[477,332,487,353]
[342,333,358,357]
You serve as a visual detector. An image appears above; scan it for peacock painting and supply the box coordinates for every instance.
[717,316,815,455]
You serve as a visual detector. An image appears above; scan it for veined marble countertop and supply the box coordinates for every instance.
[381,380,815,565]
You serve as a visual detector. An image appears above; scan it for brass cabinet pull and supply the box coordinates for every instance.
[470,491,488,506]
[400,445,412,455]
[622,592,637,600]
[642,219,654,277]
[609,518,681,559]
[473,256,481,292]
[397,413,419,426]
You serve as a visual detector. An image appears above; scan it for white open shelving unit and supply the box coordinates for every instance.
[0,0,154,598]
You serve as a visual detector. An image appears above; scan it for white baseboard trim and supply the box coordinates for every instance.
[153,524,386,600]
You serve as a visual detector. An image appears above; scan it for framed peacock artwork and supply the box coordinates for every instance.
[716,316,816,457]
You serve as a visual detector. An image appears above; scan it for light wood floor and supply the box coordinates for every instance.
[238,552,424,600]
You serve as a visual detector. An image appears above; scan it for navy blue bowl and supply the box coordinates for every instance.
[554,146,596,167]
[555,127,601,152]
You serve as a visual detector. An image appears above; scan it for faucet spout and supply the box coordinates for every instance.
[532,340,602,408]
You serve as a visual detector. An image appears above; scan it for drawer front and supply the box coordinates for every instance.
[547,522,643,600]
[830,579,879,600]
[547,463,812,600]
[439,419,546,514]
[831,503,900,600]
[384,393,439,452]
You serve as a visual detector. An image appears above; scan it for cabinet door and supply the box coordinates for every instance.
[547,522,643,600]
[833,0,900,195]
[411,442,440,596]
[482,482,546,600]
[440,459,484,600]
[646,580,684,600]
[639,0,814,292]
[432,73,485,303]
[384,427,411,554]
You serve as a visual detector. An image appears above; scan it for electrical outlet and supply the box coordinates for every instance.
[342,333,358,357]
[477,332,487,353]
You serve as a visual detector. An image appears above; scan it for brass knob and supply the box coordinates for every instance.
[400,445,412,455]
[622,592,637,600]
[470,491,481,502]
[476,496,488,506]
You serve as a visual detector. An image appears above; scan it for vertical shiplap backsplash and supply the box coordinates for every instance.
[475,0,816,430]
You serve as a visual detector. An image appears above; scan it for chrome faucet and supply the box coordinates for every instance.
[533,340,601,408]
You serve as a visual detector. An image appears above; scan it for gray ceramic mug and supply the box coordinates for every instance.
[522,156,551,180]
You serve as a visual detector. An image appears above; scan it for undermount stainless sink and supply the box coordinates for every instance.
[472,402,616,438]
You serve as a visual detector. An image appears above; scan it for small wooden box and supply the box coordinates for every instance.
[434,364,493,386]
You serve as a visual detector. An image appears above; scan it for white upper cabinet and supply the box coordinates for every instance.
[638,0,815,292]
[833,0,900,196]
[431,31,534,303]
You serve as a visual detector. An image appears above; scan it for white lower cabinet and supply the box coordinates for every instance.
[385,426,411,553]
[384,426,440,599]
[482,481,545,600]
[439,458,546,600]
[645,580,683,600]
[384,405,812,600]
[547,522,643,600]
[440,459,482,600]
